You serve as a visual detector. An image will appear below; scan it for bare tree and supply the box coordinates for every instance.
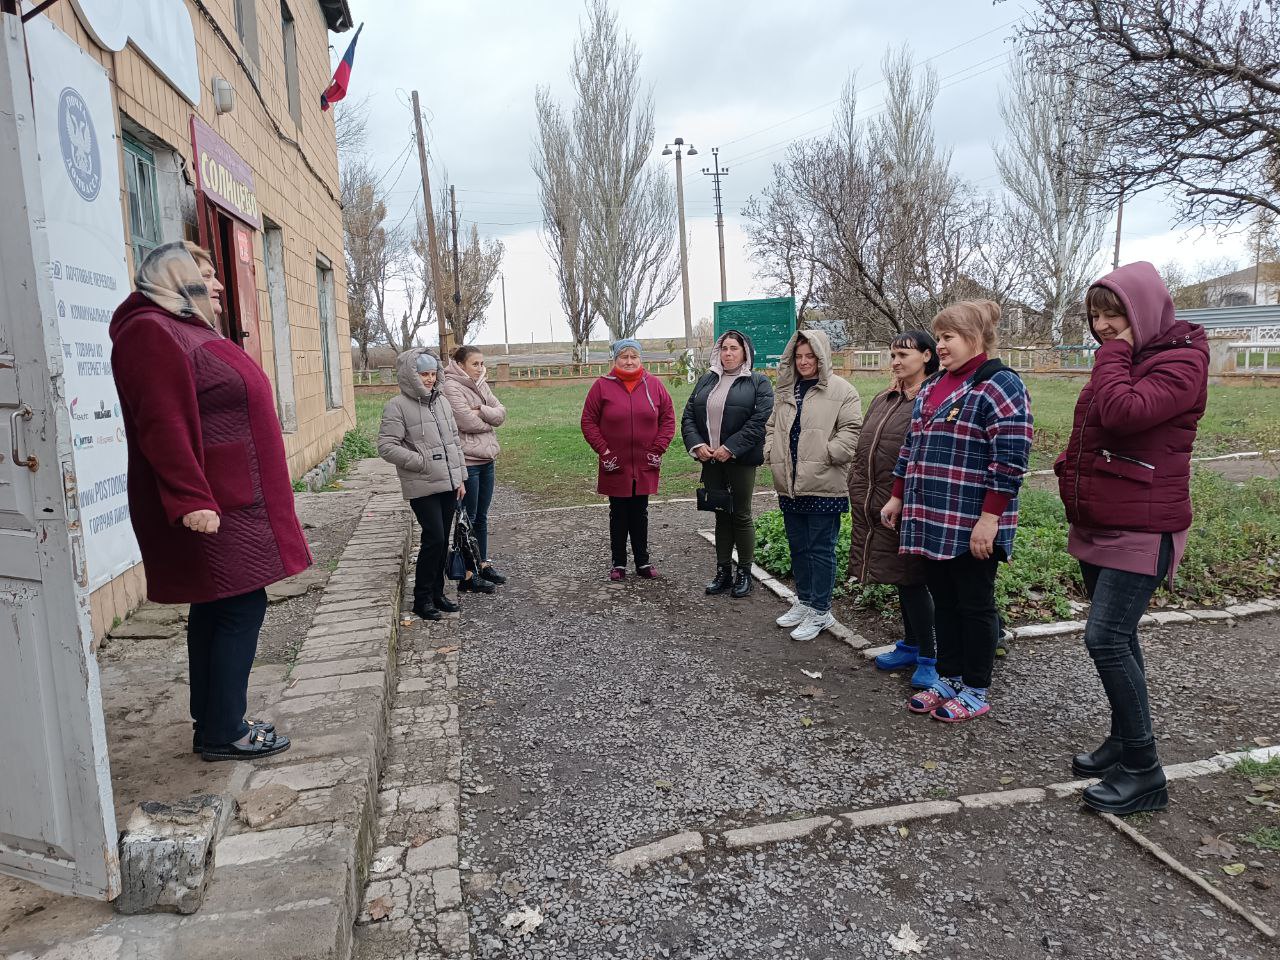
[340,158,398,370]
[745,49,997,345]
[533,88,596,362]
[1015,0,1280,225]
[534,0,679,342]
[334,94,372,156]
[995,52,1110,342]
[409,203,505,346]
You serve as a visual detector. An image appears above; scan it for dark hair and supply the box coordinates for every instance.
[1086,285,1126,318]
[890,329,940,375]
[719,331,748,353]
[452,344,483,364]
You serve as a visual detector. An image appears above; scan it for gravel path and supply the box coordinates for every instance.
[390,485,1280,957]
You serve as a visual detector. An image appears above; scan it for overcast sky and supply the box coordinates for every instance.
[340,0,1251,349]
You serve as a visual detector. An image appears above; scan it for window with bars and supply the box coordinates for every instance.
[123,135,161,271]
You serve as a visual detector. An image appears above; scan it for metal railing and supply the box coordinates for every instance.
[1054,345,1097,370]
[1231,343,1280,373]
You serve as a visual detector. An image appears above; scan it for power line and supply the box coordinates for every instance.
[719,18,1019,151]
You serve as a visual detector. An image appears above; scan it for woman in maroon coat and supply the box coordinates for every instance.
[1056,261,1208,815]
[111,242,310,761]
[580,339,676,581]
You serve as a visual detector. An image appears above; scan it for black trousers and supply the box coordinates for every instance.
[410,492,457,607]
[608,494,650,569]
[925,551,1000,689]
[187,588,268,746]
[898,583,936,659]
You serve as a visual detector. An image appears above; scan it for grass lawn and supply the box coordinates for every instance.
[356,372,1280,506]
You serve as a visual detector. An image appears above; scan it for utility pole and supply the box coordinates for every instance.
[449,184,462,351]
[702,147,729,303]
[662,137,697,349]
[1112,191,1124,270]
[411,90,450,355]
[500,272,509,355]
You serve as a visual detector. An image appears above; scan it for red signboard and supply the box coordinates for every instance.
[190,115,262,230]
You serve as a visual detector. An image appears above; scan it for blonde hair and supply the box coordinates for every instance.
[183,241,214,269]
[932,299,1000,353]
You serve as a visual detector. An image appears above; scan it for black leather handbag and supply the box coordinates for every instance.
[696,485,734,513]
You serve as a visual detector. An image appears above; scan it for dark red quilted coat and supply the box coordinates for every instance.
[1056,263,1209,532]
[110,292,311,603]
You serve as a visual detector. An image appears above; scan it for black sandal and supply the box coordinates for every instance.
[201,726,291,762]
[192,719,274,754]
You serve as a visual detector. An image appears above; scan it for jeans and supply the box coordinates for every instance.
[608,494,650,568]
[898,583,936,659]
[187,588,268,746]
[925,551,1000,689]
[462,461,495,560]
[702,461,757,567]
[1080,534,1172,748]
[410,492,457,607]
[782,511,842,614]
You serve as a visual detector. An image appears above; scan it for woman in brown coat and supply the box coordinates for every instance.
[847,330,939,688]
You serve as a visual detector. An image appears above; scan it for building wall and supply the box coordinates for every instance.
[34,2,354,637]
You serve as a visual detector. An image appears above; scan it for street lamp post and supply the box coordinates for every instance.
[661,137,697,351]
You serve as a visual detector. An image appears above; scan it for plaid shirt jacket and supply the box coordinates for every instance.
[893,366,1033,561]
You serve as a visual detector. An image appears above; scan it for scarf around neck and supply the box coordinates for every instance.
[612,365,645,392]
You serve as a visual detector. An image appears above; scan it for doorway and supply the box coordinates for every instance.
[200,200,263,366]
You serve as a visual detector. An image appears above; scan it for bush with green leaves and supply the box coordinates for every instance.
[753,471,1280,623]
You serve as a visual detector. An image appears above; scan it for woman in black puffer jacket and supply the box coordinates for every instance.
[681,330,775,598]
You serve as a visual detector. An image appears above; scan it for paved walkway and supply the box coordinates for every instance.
[369,486,1280,959]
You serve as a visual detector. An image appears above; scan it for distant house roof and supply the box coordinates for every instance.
[318,0,355,31]
[1203,263,1280,287]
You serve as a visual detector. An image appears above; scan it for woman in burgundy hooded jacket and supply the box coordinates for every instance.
[1056,261,1208,815]
[581,339,676,580]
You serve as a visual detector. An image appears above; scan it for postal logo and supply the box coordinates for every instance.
[58,87,101,202]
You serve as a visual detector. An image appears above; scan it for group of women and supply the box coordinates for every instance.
[111,242,1206,817]
[579,262,1207,815]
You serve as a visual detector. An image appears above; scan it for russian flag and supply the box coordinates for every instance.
[321,23,362,111]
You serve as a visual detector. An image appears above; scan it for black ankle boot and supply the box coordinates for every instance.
[1072,737,1123,777]
[705,564,733,595]
[730,564,752,598]
[412,602,442,621]
[1081,743,1167,814]
[434,595,460,614]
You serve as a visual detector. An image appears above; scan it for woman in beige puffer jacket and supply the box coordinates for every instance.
[378,348,465,620]
[764,329,862,641]
[441,345,508,587]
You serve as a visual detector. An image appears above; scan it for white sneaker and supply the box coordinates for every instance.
[776,601,812,628]
[790,609,836,642]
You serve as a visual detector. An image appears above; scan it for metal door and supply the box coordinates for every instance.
[0,11,119,899]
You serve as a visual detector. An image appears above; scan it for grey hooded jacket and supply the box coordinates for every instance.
[377,348,466,500]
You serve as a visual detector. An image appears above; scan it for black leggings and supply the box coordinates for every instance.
[410,492,457,606]
[608,495,650,569]
[898,584,936,659]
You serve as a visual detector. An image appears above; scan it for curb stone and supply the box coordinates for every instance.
[695,530,870,650]
[606,744,1280,869]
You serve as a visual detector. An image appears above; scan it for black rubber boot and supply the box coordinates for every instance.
[1081,742,1168,815]
[730,564,753,598]
[705,564,733,595]
[1072,737,1123,778]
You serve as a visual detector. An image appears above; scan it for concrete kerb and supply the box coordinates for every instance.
[607,744,1280,871]
[860,598,1278,661]
[695,529,870,650]
[205,491,413,960]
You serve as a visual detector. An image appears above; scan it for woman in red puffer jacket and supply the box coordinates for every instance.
[1056,261,1208,816]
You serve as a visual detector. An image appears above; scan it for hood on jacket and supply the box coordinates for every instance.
[444,358,486,394]
[1089,261,1177,352]
[397,347,439,402]
[710,329,756,377]
[776,328,834,393]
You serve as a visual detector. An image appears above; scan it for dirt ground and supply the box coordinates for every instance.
[449,488,1280,958]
